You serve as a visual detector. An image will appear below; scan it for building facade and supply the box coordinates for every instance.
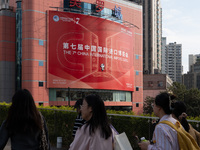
[0,3,16,102]
[189,54,200,72]
[183,72,200,90]
[161,37,167,74]
[162,42,182,83]
[0,0,143,113]
[183,57,200,90]
[143,74,172,101]
[132,0,162,74]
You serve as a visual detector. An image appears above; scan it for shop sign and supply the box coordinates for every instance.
[68,0,104,12]
[69,0,81,8]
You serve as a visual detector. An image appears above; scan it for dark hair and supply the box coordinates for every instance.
[84,94,112,139]
[74,99,83,110]
[172,101,190,132]
[155,92,175,114]
[5,89,42,133]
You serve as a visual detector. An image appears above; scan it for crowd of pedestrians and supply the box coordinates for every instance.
[0,90,200,150]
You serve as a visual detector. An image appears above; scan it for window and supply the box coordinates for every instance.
[136,87,139,91]
[158,81,163,87]
[136,55,139,59]
[39,102,43,106]
[53,88,132,102]
[39,61,44,66]
[148,81,153,87]
[39,82,43,87]
[119,92,126,101]
[39,40,44,46]
[136,103,139,107]
[136,71,139,75]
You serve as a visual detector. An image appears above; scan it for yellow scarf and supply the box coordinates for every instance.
[160,120,200,150]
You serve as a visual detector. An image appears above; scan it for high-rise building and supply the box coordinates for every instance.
[183,56,200,90]
[0,4,15,102]
[189,54,200,72]
[164,42,182,83]
[161,37,167,74]
[0,0,143,113]
[131,0,162,74]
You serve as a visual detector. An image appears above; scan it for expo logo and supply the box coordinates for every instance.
[53,15,59,22]
[60,17,80,24]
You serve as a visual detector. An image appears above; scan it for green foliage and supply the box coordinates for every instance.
[0,102,11,106]
[168,82,200,116]
[0,104,9,124]
[109,115,150,150]
[168,82,187,101]
[38,105,74,111]
[39,108,76,148]
[184,88,200,116]
[107,109,135,115]
[143,96,155,114]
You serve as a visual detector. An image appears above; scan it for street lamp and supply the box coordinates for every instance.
[68,87,70,106]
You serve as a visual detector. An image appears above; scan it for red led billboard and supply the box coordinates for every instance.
[48,10,134,91]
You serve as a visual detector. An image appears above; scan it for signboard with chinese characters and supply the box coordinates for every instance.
[69,0,81,8]
[48,11,134,91]
[64,0,104,12]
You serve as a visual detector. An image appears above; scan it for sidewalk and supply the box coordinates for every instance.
[4,139,66,150]
[4,140,10,150]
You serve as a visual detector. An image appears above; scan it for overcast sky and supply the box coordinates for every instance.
[161,0,200,73]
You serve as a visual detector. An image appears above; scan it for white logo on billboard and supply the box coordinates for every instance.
[60,17,80,24]
[100,64,105,71]
[53,15,59,22]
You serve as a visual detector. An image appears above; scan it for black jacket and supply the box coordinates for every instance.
[0,117,50,150]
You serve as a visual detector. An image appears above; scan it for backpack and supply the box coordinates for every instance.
[160,120,200,150]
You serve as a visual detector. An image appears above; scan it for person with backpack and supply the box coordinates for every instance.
[138,92,199,150]
[172,101,200,146]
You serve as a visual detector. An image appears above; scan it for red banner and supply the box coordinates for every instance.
[48,11,134,91]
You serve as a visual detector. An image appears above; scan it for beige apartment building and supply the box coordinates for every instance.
[132,0,162,74]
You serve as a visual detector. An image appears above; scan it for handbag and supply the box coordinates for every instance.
[113,132,133,150]
[39,113,49,150]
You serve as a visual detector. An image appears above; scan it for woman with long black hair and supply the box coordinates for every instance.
[69,94,116,150]
[0,89,50,150]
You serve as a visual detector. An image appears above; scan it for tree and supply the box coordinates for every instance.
[168,82,200,116]
[143,96,155,114]
[167,82,187,101]
[184,88,200,116]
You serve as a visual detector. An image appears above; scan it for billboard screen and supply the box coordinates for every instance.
[48,11,134,91]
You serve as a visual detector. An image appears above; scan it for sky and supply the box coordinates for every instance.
[161,0,200,73]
